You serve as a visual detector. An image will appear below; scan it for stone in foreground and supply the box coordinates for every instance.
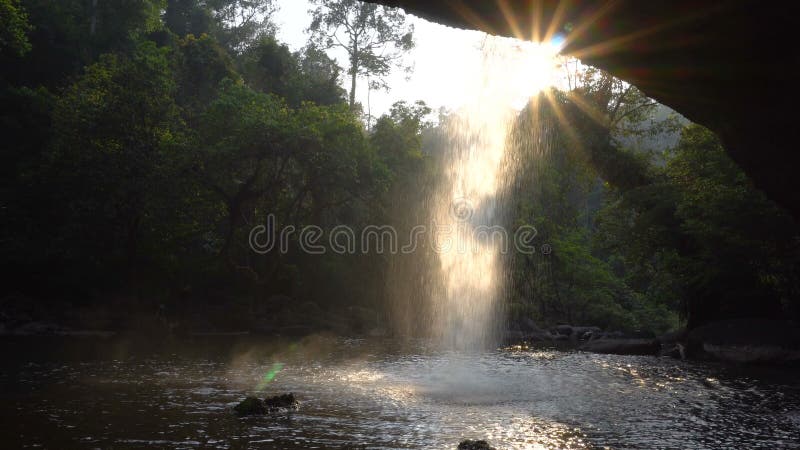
[264,392,298,409]
[233,397,266,416]
[234,393,298,416]
[458,439,496,450]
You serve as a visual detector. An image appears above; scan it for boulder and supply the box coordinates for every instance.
[571,326,602,341]
[233,397,266,416]
[234,393,298,416]
[580,338,661,356]
[657,329,689,345]
[687,319,800,364]
[660,343,686,360]
[505,319,558,344]
[554,324,573,336]
[657,329,689,359]
[458,440,496,450]
[264,393,298,409]
[527,329,557,342]
[701,343,800,364]
[591,330,624,340]
[519,318,541,333]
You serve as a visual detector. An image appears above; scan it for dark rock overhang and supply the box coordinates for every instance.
[369,0,800,218]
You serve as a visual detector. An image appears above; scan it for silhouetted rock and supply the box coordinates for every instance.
[580,338,660,356]
[571,326,602,341]
[657,329,689,345]
[554,324,573,336]
[458,439,496,450]
[264,393,298,409]
[519,318,541,332]
[233,397,266,416]
[658,329,689,359]
[234,393,298,416]
[688,319,800,364]
[660,343,686,359]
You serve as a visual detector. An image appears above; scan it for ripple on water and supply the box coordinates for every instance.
[2,339,800,449]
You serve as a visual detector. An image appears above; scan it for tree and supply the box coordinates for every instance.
[296,45,347,106]
[503,66,687,333]
[0,0,31,56]
[665,125,799,326]
[209,0,277,51]
[371,100,430,173]
[194,80,294,258]
[1,0,167,88]
[165,0,276,51]
[47,40,182,274]
[307,0,414,109]
[164,0,215,38]
[239,38,346,107]
[238,36,301,102]
[173,33,240,117]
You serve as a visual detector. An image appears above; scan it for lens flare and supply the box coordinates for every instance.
[256,362,285,391]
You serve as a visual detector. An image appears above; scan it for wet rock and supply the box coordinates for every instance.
[657,329,689,359]
[591,330,624,340]
[657,329,689,345]
[688,319,800,364]
[554,324,573,336]
[527,329,558,342]
[660,343,686,360]
[580,338,661,356]
[458,439,496,450]
[505,318,557,344]
[264,393,298,409]
[571,326,602,341]
[701,343,800,364]
[519,318,541,333]
[625,330,657,339]
[233,397,266,416]
[234,393,298,416]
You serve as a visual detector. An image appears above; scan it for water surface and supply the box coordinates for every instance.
[2,337,799,449]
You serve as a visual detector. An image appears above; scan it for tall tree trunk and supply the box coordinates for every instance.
[349,50,358,109]
[349,69,357,109]
[90,0,98,35]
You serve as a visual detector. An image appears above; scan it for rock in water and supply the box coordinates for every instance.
[458,440,496,450]
[234,393,298,416]
[233,397,266,416]
[264,393,298,409]
[687,319,800,364]
[579,338,661,356]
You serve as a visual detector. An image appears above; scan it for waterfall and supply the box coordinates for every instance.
[386,35,558,351]
[426,37,556,351]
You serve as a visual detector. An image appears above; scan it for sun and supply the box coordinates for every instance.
[514,40,562,95]
[500,38,563,108]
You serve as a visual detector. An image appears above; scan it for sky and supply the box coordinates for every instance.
[271,0,507,118]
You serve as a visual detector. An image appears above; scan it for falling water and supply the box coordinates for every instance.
[426,37,558,351]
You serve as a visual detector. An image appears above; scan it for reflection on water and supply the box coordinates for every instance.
[1,337,799,449]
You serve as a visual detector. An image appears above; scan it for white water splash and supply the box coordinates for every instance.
[428,37,560,351]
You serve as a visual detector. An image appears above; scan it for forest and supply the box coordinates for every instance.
[1,0,798,338]
[4,1,800,448]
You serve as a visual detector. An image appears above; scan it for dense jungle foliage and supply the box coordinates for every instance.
[1,0,797,335]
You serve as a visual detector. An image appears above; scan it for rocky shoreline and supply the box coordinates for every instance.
[505,318,800,365]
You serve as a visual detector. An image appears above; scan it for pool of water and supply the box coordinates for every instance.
[1,336,799,449]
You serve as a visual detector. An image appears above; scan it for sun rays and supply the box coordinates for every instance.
[433,0,685,147]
